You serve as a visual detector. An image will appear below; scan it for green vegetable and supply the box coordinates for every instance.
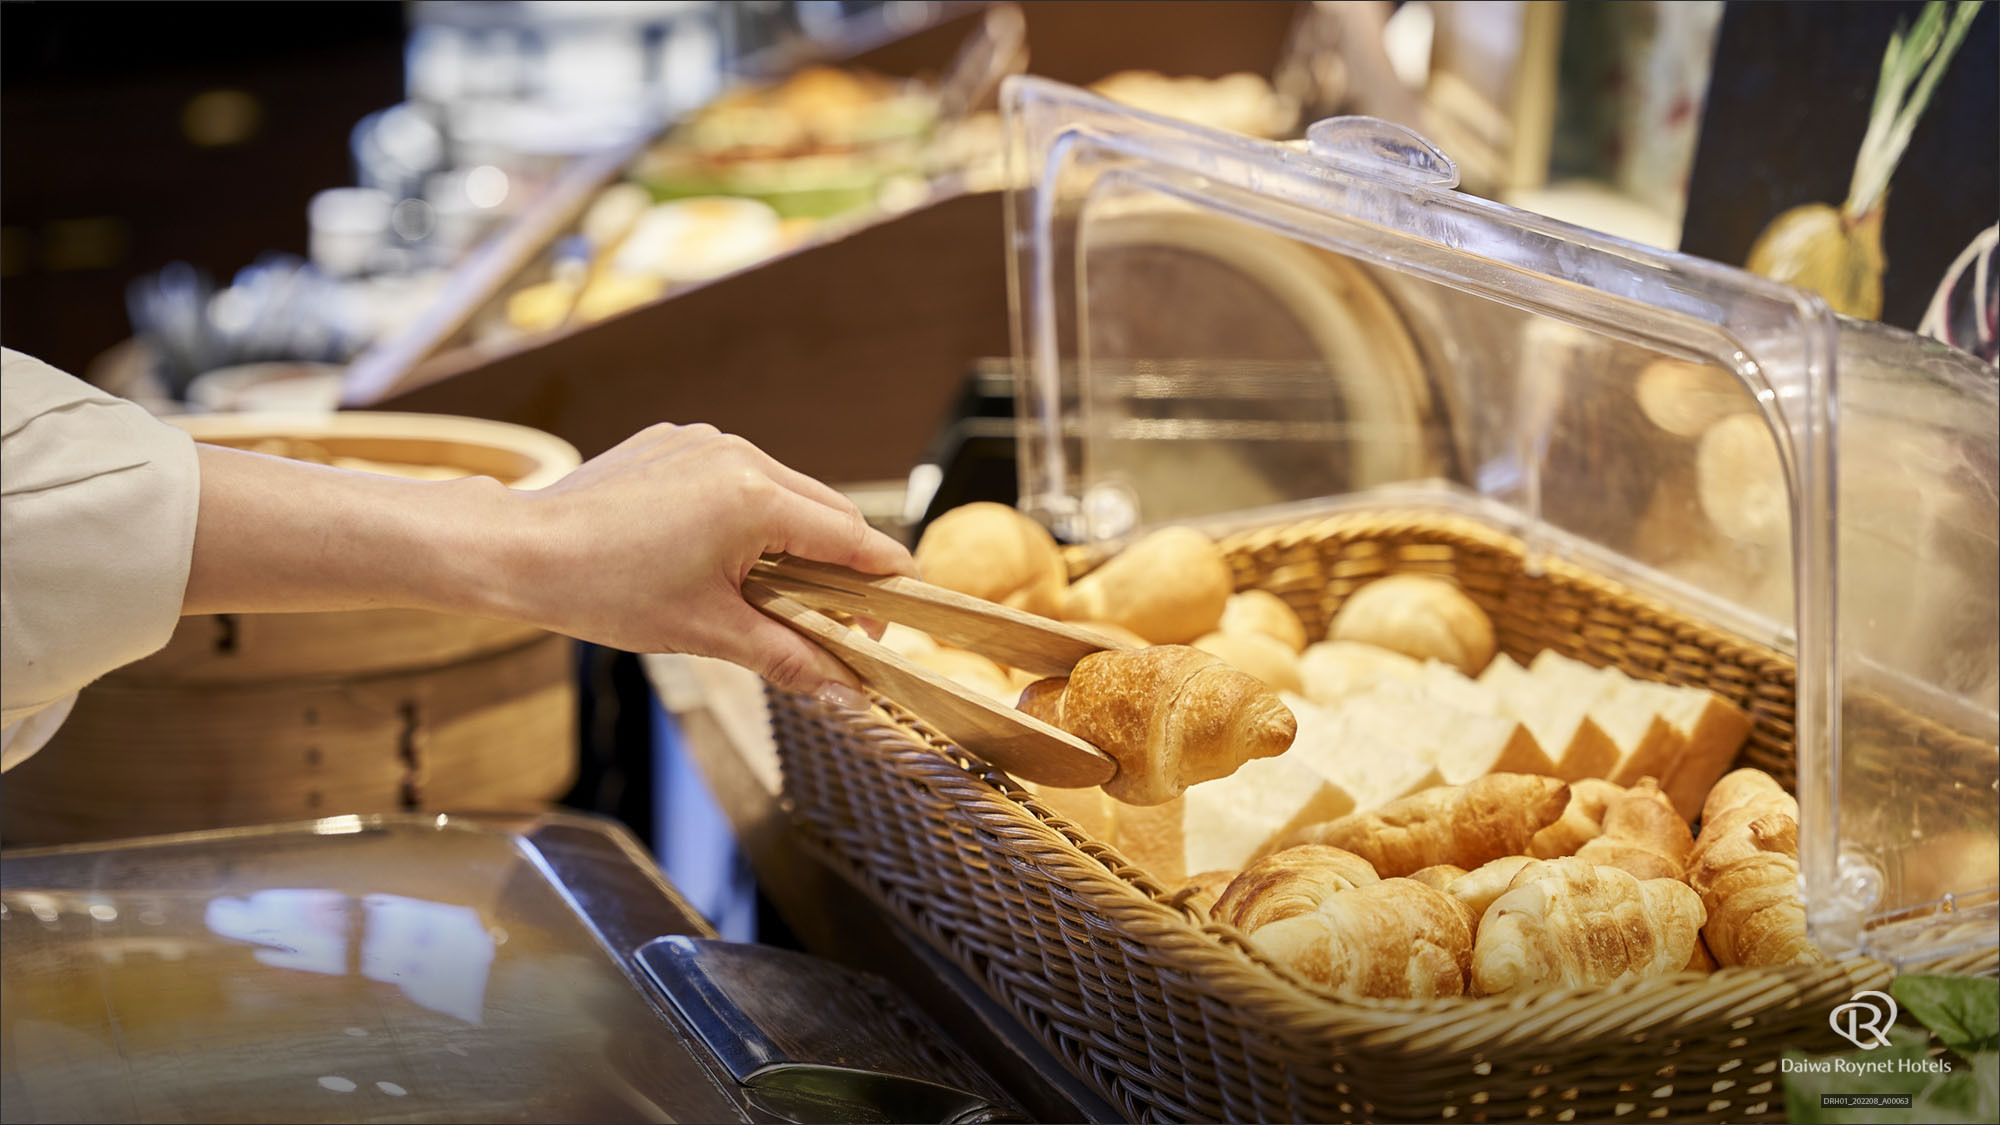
[1745,1,1983,318]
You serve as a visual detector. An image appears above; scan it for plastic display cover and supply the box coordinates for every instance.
[1000,75,1997,966]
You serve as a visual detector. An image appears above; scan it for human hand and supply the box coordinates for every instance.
[500,423,914,702]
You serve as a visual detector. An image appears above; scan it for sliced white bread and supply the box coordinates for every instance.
[1332,681,1559,784]
[1280,692,1446,812]
[1180,752,1359,876]
[1111,798,1189,885]
[1476,654,1622,781]
[1018,780,1120,843]
[1641,681,1753,820]
[1527,650,1682,787]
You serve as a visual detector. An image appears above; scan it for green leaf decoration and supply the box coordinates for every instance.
[1893,974,2000,1054]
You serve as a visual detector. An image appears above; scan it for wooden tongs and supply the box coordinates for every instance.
[741,556,1129,787]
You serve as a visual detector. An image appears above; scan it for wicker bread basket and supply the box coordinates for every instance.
[771,508,1996,1123]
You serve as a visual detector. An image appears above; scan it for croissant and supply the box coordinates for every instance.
[913,502,1068,618]
[1575,778,1694,881]
[1407,864,1469,893]
[1443,855,1536,922]
[1701,767,1797,825]
[1060,527,1234,644]
[1177,869,1240,917]
[1217,844,1381,931]
[1282,773,1570,877]
[1529,777,1631,858]
[1410,863,1477,932]
[1018,645,1296,806]
[1472,858,1706,994]
[1215,846,1469,999]
[1687,804,1823,968]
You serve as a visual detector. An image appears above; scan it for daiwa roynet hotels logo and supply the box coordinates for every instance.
[1779,990,1955,1077]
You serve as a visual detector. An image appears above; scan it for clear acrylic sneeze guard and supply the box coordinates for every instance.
[1000,75,1998,966]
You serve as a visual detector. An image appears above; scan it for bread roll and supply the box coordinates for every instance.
[1017,645,1296,806]
[1060,527,1232,644]
[1215,846,1470,999]
[1068,620,1152,651]
[1219,589,1308,652]
[1282,773,1570,876]
[1472,857,1705,994]
[908,647,1017,703]
[1327,574,1496,674]
[914,502,1068,618]
[1298,640,1423,705]
[1192,631,1303,694]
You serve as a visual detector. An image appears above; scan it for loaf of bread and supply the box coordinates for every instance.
[1472,858,1705,994]
[1192,630,1304,694]
[1018,645,1296,806]
[1060,527,1234,644]
[913,502,1068,618]
[1219,589,1308,653]
[1280,773,1570,876]
[1214,845,1471,999]
[1686,769,1822,968]
[1574,778,1694,881]
[1327,574,1496,674]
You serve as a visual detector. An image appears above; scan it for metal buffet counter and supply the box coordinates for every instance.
[642,654,1122,1124]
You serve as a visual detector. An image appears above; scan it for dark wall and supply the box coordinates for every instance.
[1680,0,1999,332]
[1,1,407,375]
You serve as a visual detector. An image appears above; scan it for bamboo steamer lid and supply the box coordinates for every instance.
[2,412,585,845]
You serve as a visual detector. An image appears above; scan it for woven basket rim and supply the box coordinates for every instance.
[797,695,2000,1056]
[779,506,1997,1050]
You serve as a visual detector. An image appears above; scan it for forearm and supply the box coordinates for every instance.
[181,443,530,620]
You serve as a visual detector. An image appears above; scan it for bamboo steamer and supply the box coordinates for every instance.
[0,412,585,845]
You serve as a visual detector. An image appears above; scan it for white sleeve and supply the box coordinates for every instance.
[1,348,200,769]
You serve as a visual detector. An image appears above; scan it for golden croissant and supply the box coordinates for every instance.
[1472,857,1706,994]
[1018,645,1296,805]
[1282,773,1570,877]
[1576,778,1694,882]
[1687,768,1820,967]
[1215,845,1470,999]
